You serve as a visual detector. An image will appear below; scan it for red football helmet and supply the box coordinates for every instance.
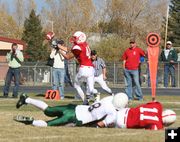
[46,31,55,40]
[70,31,86,44]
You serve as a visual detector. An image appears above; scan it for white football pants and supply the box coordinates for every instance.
[93,74,112,94]
[74,66,94,101]
[86,74,112,96]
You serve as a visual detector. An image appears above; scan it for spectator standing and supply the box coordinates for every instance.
[50,48,65,99]
[177,49,180,62]
[122,39,145,101]
[159,41,178,87]
[90,50,113,100]
[3,43,24,98]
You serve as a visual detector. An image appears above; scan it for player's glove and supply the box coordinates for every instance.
[56,39,64,45]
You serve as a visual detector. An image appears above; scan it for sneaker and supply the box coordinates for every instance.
[13,115,34,125]
[86,95,94,102]
[95,94,100,102]
[12,94,18,98]
[111,93,115,96]
[83,99,89,105]
[134,97,143,101]
[74,94,81,100]
[16,93,28,109]
[61,96,64,100]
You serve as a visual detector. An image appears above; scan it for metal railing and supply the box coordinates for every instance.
[0,61,180,88]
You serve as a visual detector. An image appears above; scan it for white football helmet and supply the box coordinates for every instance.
[46,31,55,40]
[112,93,128,110]
[162,109,176,126]
[70,31,86,44]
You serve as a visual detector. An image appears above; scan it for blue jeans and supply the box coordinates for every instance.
[164,64,176,87]
[3,67,20,96]
[123,69,143,100]
[52,68,65,98]
[64,60,73,87]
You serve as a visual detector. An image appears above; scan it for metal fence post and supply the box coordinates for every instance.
[178,62,179,88]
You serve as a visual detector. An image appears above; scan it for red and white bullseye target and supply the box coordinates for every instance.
[146,33,160,47]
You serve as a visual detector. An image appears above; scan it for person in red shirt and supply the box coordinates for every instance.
[116,101,176,130]
[122,39,145,101]
[58,31,94,105]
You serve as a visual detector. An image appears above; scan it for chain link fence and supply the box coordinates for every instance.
[0,61,180,88]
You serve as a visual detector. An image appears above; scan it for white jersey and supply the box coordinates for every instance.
[100,96,113,104]
[116,108,130,128]
[75,99,117,127]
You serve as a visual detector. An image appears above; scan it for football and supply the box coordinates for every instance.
[46,31,55,40]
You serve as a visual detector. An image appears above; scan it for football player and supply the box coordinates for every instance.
[13,93,128,127]
[57,31,94,105]
[116,101,176,130]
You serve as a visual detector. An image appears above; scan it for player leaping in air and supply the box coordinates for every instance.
[53,31,95,105]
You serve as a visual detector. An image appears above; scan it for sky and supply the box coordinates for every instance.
[1,0,47,14]
[2,0,104,14]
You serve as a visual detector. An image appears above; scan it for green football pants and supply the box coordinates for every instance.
[44,104,79,126]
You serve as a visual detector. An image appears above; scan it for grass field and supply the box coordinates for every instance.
[0,93,179,142]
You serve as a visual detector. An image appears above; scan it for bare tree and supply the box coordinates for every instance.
[0,11,19,38]
[13,0,25,38]
[41,0,95,42]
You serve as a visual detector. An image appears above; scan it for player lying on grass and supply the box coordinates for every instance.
[14,93,128,127]
[116,101,176,130]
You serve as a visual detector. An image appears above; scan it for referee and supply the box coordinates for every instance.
[90,50,113,100]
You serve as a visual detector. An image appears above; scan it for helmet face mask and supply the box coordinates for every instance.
[70,31,86,44]
[70,36,78,43]
[162,109,176,127]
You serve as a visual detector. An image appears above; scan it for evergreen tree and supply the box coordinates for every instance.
[168,0,180,46]
[22,9,48,62]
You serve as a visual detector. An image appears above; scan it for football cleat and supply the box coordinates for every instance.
[94,93,100,102]
[16,93,28,109]
[13,115,34,125]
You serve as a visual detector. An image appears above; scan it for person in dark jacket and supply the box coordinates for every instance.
[159,41,178,87]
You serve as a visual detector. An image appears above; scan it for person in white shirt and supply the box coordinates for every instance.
[50,48,65,99]
[46,31,66,99]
